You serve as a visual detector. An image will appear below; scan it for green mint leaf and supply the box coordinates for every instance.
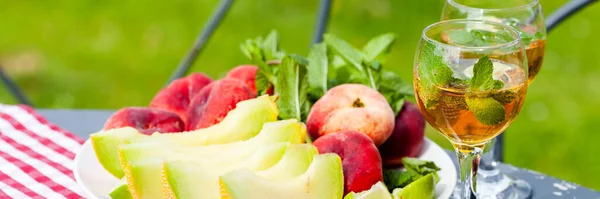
[363,61,381,89]
[261,30,279,58]
[323,34,364,72]
[307,43,329,99]
[469,55,495,91]
[241,31,287,95]
[466,96,506,125]
[378,70,412,115]
[383,169,420,191]
[417,42,454,108]
[275,54,309,121]
[362,33,396,61]
[492,90,517,105]
[402,157,441,176]
[255,71,272,95]
[467,56,507,125]
[446,30,474,45]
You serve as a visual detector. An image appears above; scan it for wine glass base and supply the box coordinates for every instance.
[451,173,533,199]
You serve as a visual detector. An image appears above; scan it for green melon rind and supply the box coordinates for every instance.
[91,127,140,178]
[108,180,131,199]
[391,173,436,199]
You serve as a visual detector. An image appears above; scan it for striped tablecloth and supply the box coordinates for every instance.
[0,104,84,198]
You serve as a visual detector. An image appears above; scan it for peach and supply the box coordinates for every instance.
[103,107,184,135]
[379,101,426,168]
[313,131,383,195]
[226,65,258,95]
[186,78,254,130]
[306,84,395,146]
[150,73,212,122]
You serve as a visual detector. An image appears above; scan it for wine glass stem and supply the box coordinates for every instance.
[456,147,483,199]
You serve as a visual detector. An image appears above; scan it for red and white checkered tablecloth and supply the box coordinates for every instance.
[0,104,85,199]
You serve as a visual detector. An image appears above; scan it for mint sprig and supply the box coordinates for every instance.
[467,56,506,125]
[240,30,285,95]
[383,157,441,191]
[276,55,310,121]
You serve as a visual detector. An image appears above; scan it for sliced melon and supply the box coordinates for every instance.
[125,143,289,199]
[391,173,436,199]
[119,119,305,166]
[163,144,318,199]
[219,153,344,199]
[91,127,139,178]
[108,178,131,199]
[91,95,278,178]
[120,119,304,199]
[344,182,392,199]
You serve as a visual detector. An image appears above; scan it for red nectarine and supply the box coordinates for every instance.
[313,131,383,195]
[379,101,426,168]
[307,84,395,146]
[103,107,184,135]
[186,78,254,130]
[150,73,212,122]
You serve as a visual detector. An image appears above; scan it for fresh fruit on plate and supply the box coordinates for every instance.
[343,182,392,199]
[103,107,185,135]
[87,31,438,199]
[163,144,318,199]
[118,119,306,198]
[391,173,437,199]
[150,73,212,122]
[126,143,289,199]
[186,78,255,130]
[219,153,344,199]
[91,95,278,179]
[313,131,383,195]
[307,84,395,146]
[379,101,426,167]
[225,65,259,95]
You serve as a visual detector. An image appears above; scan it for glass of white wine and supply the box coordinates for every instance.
[414,20,528,199]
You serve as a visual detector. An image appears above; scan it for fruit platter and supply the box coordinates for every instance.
[74,31,457,199]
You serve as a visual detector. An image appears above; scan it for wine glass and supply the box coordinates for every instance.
[442,1,546,198]
[414,20,528,199]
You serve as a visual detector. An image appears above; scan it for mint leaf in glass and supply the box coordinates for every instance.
[467,55,507,125]
[417,42,454,108]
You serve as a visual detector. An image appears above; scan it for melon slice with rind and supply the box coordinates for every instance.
[219,153,344,199]
[120,120,305,199]
[163,144,318,199]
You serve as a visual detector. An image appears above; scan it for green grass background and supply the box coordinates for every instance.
[1,0,599,190]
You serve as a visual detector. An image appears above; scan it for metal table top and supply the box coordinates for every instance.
[37,108,600,199]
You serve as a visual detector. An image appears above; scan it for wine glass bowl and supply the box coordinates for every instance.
[414,19,528,198]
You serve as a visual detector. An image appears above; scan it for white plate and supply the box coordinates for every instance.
[74,138,457,199]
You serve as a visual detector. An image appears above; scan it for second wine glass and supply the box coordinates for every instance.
[442,1,546,198]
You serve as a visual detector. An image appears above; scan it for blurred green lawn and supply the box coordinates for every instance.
[1,0,599,190]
